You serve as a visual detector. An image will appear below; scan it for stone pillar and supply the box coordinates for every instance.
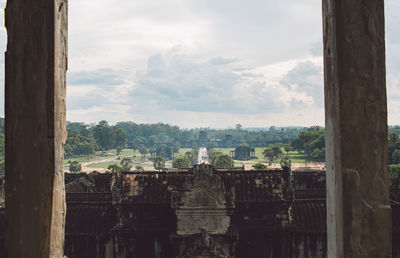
[4,0,67,257]
[323,0,391,257]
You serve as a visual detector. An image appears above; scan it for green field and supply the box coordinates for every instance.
[256,148,308,163]
[65,149,152,165]
[88,162,119,169]
[65,147,310,172]
[213,148,234,156]
[64,155,102,164]
[177,148,192,156]
[284,151,308,163]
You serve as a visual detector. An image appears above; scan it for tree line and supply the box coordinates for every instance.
[65,120,127,157]
[388,126,400,182]
[289,126,325,162]
[64,120,304,158]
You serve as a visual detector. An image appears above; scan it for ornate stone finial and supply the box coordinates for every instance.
[172,164,234,236]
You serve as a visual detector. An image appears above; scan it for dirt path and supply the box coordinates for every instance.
[65,154,325,173]
[64,156,119,173]
[81,157,117,166]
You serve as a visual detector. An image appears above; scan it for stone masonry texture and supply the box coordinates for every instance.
[4,0,68,257]
[323,0,391,257]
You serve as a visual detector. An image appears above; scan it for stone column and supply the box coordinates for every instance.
[323,0,391,257]
[4,0,67,257]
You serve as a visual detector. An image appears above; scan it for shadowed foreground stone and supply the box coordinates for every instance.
[4,0,68,257]
[323,0,391,257]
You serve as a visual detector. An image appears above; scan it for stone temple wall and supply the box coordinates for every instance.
[1,166,400,257]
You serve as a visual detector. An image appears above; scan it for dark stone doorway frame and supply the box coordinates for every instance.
[3,0,392,257]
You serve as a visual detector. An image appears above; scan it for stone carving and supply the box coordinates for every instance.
[181,229,229,258]
[172,164,234,235]
[111,170,123,204]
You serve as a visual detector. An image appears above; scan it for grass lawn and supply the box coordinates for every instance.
[66,147,311,172]
[107,149,136,157]
[65,149,152,165]
[213,148,234,156]
[64,155,105,164]
[177,148,192,156]
[87,162,119,169]
[253,148,307,163]
[285,151,308,163]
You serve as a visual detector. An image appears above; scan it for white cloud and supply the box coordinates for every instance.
[66,51,325,127]
[0,0,399,128]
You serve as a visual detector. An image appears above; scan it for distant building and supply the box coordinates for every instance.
[231,142,256,160]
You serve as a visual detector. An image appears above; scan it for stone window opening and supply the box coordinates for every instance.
[1,0,393,257]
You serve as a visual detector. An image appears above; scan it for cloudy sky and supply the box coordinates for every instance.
[0,0,399,128]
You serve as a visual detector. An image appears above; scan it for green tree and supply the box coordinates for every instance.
[149,146,156,158]
[131,137,144,156]
[310,134,325,150]
[172,156,191,169]
[206,140,217,150]
[192,142,198,152]
[107,164,122,173]
[270,144,283,158]
[185,148,198,165]
[121,158,133,171]
[64,131,97,158]
[116,147,122,156]
[185,151,194,162]
[113,127,127,150]
[148,135,158,147]
[69,161,82,173]
[0,161,4,176]
[213,154,234,168]
[172,142,181,158]
[153,156,166,171]
[93,120,115,151]
[157,132,170,143]
[78,142,96,158]
[280,157,291,168]
[66,121,88,133]
[209,149,223,165]
[389,133,400,164]
[252,162,266,170]
[311,148,326,161]
[390,133,399,146]
[393,150,400,164]
[389,164,400,184]
[139,144,148,158]
[298,131,314,162]
[95,121,302,153]
[135,165,144,172]
[263,148,275,165]
[0,133,5,175]
[289,126,325,162]
[283,144,292,155]
[290,137,304,152]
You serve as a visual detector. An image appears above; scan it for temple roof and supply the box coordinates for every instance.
[291,199,326,233]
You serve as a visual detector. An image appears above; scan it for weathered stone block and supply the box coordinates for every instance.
[4,0,67,257]
[323,0,391,256]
